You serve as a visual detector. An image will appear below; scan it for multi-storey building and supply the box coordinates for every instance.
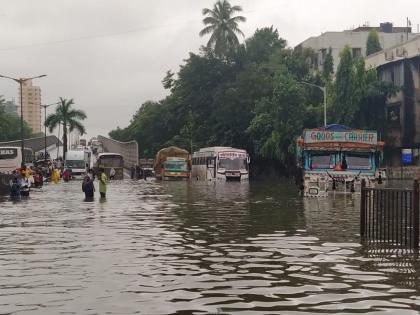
[365,36,420,165]
[296,22,418,74]
[19,79,42,133]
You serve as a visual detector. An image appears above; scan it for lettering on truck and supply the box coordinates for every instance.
[306,130,377,145]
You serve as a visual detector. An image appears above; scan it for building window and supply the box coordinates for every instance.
[387,103,401,127]
[352,48,362,58]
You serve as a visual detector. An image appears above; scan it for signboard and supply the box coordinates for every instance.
[219,152,247,159]
[0,148,18,160]
[401,149,413,165]
[304,130,377,145]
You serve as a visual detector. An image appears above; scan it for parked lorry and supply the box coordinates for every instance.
[154,146,190,180]
[296,124,385,197]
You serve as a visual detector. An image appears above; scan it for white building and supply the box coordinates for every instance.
[296,23,418,73]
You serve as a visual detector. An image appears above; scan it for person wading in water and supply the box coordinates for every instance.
[99,168,108,198]
[82,169,95,201]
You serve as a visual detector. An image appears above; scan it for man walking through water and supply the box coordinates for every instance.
[99,168,108,198]
[82,169,95,200]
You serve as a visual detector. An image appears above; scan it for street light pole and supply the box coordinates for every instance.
[0,74,47,167]
[300,81,327,126]
[40,102,59,162]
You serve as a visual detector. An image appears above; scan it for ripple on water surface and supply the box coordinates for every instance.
[0,179,419,314]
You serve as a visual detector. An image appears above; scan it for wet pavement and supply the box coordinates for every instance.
[0,178,419,314]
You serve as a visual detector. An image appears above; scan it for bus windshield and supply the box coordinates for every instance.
[99,157,123,167]
[218,158,247,170]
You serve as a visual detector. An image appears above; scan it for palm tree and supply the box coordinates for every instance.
[45,97,87,158]
[199,0,246,56]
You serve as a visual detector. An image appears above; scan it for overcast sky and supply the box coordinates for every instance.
[0,0,418,139]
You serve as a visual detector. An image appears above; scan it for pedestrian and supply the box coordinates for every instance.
[99,167,108,198]
[63,169,70,182]
[130,165,135,179]
[135,165,140,179]
[82,169,95,200]
[51,167,60,184]
[9,176,21,200]
[109,167,116,180]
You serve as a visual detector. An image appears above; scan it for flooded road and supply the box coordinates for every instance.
[0,179,419,314]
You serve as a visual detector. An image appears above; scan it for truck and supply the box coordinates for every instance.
[296,124,385,197]
[65,150,87,178]
[154,146,190,180]
[139,158,155,177]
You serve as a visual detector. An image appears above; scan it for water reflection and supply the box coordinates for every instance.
[0,179,419,314]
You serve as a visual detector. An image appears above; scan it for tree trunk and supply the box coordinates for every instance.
[63,124,68,160]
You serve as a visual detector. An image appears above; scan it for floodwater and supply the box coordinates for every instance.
[0,178,419,314]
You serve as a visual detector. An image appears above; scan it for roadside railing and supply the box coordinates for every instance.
[360,179,419,249]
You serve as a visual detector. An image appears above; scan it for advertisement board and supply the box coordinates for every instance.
[401,149,413,165]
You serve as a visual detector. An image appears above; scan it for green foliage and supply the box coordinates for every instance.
[109,27,395,172]
[247,67,305,164]
[0,95,33,141]
[322,47,334,81]
[199,0,246,57]
[45,97,87,157]
[366,30,382,56]
[330,46,396,131]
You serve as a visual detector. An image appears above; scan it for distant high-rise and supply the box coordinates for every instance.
[18,79,42,133]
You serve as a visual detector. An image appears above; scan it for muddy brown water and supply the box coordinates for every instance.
[0,179,419,314]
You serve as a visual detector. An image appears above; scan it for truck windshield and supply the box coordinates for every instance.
[218,158,247,170]
[66,160,85,168]
[164,162,187,171]
[310,154,333,169]
[345,154,371,170]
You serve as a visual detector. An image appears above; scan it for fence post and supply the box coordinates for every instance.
[360,179,366,239]
[413,179,419,250]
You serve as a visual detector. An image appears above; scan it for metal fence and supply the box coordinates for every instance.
[360,180,419,249]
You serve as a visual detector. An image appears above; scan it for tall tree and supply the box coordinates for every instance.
[247,66,305,166]
[330,46,356,125]
[45,97,86,158]
[199,0,246,57]
[0,95,32,141]
[322,47,334,82]
[366,30,382,56]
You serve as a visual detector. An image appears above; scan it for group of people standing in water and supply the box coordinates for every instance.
[9,165,109,201]
[82,168,108,200]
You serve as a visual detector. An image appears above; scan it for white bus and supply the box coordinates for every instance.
[191,147,250,181]
[0,147,33,173]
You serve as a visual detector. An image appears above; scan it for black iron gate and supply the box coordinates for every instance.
[360,180,419,249]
